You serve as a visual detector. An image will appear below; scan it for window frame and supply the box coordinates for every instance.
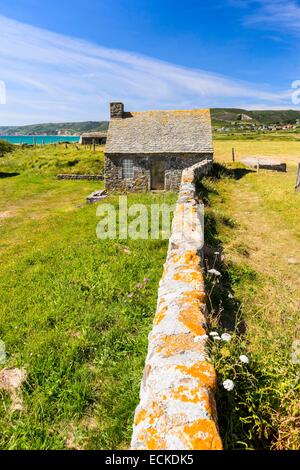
[122,158,134,179]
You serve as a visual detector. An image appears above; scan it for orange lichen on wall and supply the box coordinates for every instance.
[137,427,167,450]
[131,159,222,450]
[182,419,223,450]
[173,270,204,285]
[176,361,217,390]
[178,307,207,336]
[153,305,168,325]
[155,333,206,357]
[183,250,202,266]
[170,385,208,405]
[181,290,206,303]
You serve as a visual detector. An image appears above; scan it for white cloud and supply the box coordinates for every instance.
[242,0,300,34]
[237,103,298,110]
[0,14,295,125]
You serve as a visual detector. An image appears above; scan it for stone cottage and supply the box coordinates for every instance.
[104,102,213,192]
[80,131,107,145]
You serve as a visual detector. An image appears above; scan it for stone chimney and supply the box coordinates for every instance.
[110,102,124,119]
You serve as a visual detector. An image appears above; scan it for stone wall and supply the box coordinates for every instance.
[131,159,223,450]
[104,153,213,192]
[57,174,103,181]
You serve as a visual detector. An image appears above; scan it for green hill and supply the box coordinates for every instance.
[1,109,300,136]
[211,108,300,124]
[0,121,109,136]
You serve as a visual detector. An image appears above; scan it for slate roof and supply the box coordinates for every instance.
[105,108,213,154]
[81,131,107,138]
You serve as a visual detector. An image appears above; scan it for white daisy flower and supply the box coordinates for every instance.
[213,335,221,341]
[208,268,221,276]
[209,331,219,336]
[223,379,234,391]
[221,333,232,342]
[239,355,249,364]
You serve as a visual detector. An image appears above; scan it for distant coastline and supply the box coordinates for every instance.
[0,121,109,137]
[0,135,80,145]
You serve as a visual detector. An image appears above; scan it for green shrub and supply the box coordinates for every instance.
[0,140,14,157]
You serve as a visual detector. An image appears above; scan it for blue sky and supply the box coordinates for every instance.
[0,0,299,125]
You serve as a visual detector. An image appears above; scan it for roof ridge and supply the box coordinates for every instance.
[131,108,210,115]
[105,107,213,154]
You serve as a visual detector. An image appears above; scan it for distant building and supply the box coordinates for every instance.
[80,132,107,145]
[104,102,213,192]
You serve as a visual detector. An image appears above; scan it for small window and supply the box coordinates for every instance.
[122,159,134,179]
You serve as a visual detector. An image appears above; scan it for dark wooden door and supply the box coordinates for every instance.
[150,159,165,190]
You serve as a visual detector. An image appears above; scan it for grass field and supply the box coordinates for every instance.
[0,142,299,449]
[0,147,177,449]
[214,139,300,165]
[209,142,299,449]
[0,143,104,176]
[202,160,300,449]
[214,131,300,142]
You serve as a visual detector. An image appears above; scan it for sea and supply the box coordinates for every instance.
[0,135,80,145]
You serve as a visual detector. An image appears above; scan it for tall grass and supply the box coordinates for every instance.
[0,143,104,176]
[1,145,299,449]
[0,169,177,449]
[202,164,300,449]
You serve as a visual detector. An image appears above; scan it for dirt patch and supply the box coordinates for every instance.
[0,368,27,412]
[0,211,16,220]
[64,423,85,450]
